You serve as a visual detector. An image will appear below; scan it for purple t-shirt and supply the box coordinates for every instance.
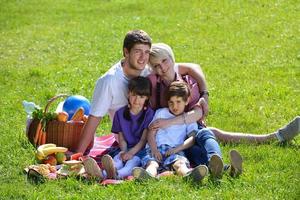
[111,106,155,148]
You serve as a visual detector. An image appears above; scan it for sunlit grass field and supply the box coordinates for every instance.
[0,0,299,199]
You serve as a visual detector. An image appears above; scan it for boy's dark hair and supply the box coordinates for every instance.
[123,76,152,130]
[123,30,152,55]
[166,81,190,102]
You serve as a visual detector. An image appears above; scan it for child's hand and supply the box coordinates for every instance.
[122,152,133,161]
[152,149,162,162]
[165,148,177,157]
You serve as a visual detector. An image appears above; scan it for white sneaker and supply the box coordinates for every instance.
[209,154,224,179]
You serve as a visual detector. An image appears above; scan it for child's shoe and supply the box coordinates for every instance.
[101,154,117,179]
[132,167,156,181]
[229,149,243,177]
[209,154,224,179]
[82,157,103,180]
[184,165,208,183]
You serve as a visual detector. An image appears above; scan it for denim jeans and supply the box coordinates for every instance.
[184,127,222,166]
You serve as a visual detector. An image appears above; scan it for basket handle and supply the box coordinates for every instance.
[44,94,69,114]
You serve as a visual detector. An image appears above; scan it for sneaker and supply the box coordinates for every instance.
[209,154,224,179]
[229,149,243,177]
[132,167,156,181]
[101,154,117,179]
[276,116,300,142]
[184,165,208,182]
[82,157,103,180]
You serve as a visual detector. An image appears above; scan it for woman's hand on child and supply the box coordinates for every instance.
[149,118,171,130]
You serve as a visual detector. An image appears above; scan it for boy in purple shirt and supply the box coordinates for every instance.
[101,76,155,179]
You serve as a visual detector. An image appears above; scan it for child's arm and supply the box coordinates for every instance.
[165,135,195,157]
[147,128,162,162]
[123,129,148,160]
[118,132,127,152]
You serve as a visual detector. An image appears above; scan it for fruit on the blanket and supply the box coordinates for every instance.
[35,149,45,161]
[42,146,68,157]
[37,143,57,151]
[55,152,67,164]
[71,107,84,121]
[70,152,83,160]
[63,95,90,120]
[57,111,69,122]
[43,155,57,166]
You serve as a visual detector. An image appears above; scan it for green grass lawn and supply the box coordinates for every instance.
[0,0,299,199]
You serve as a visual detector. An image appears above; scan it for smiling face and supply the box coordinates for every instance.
[124,43,150,71]
[149,56,175,81]
[128,92,149,114]
[167,96,188,116]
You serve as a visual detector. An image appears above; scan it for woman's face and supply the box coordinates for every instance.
[150,56,175,81]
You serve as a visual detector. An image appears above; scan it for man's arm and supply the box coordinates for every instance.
[75,115,102,153]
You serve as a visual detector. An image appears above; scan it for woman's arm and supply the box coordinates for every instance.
[149,107,203,130]
[178,63,209,116]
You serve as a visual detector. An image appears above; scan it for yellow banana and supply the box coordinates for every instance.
[42,146,68,157]
[35,149,45,160]
[37,143,57,152]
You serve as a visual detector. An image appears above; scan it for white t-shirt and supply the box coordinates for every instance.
[90,60,152,120]
[151,108,198,148]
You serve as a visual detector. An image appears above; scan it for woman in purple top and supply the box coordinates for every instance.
[101,76,155,179]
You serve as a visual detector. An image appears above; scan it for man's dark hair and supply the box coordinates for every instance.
[123,30,152,55]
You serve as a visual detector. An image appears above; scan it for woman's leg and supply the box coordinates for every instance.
[210,116,300,144]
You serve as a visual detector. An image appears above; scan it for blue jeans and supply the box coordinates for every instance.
[184,127,222,166]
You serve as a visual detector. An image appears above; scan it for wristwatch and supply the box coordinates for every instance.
[200,90,209,97]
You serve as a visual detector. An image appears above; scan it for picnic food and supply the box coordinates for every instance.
[35,143,68,164]
[43,155,57,166]
[57,111,69,122]
[55,152,67,164]
[58,160,85,176]
[62,95,90,120]
[27,164,56,176]
[71,107,84,121]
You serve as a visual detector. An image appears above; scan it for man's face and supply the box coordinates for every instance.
[124,44,150,71]
[168,96,188,116]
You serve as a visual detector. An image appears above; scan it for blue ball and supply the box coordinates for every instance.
[62,95,90,120]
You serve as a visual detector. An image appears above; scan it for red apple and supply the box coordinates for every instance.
[43,155,57,166]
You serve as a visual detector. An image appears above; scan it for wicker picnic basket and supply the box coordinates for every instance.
[27,94,92,152]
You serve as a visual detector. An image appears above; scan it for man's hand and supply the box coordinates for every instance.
[149,118,171,130]
[152,149,162,162]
